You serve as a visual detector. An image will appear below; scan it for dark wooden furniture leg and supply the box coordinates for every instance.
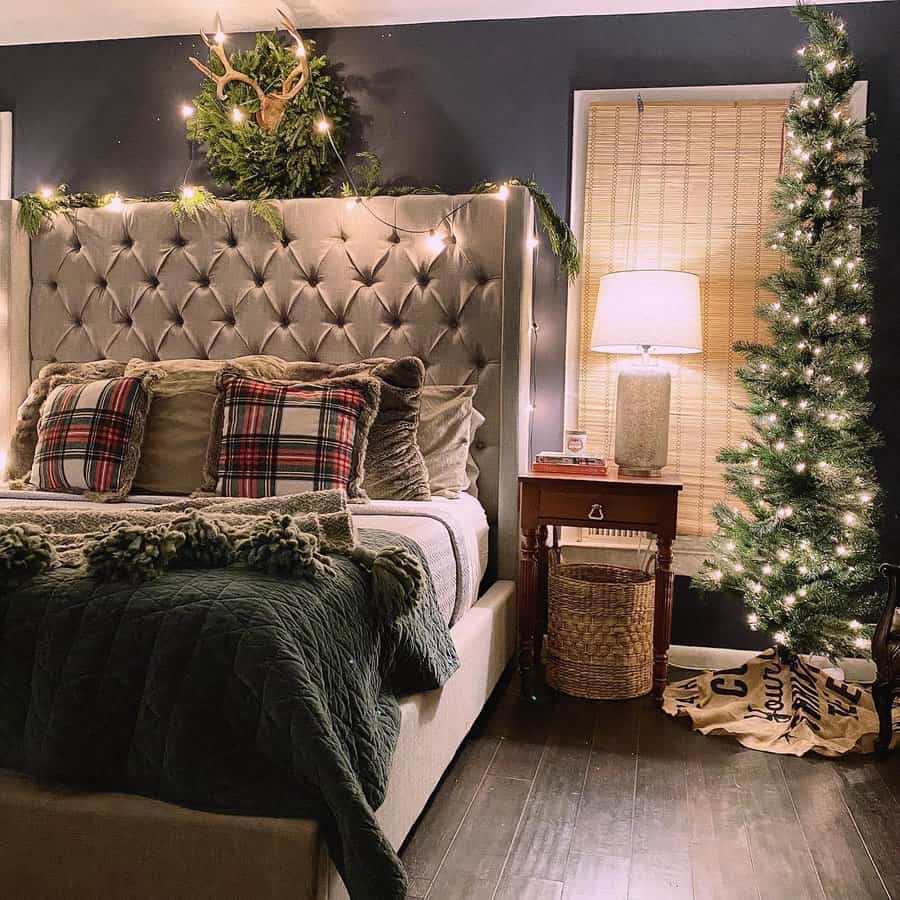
[518,526,540,700]
[652,533,675,699]
[873,563,900,752]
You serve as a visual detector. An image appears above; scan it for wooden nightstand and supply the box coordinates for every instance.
[518,471,683,701]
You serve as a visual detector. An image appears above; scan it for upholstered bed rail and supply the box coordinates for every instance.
[0,190,534,578]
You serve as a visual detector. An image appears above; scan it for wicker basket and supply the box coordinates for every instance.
[545,563,655,700]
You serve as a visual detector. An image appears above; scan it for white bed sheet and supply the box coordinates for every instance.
[0,489,489,626]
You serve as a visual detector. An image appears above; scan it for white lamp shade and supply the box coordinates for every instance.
[590,269,702,354]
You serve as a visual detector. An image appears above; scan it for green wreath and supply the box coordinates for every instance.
[189,31,353,199]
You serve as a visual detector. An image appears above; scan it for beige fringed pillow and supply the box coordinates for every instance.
[418,385,484,498]
[5,360,127,482]
[124,356,288,494]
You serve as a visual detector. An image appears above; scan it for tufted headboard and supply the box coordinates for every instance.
[0,189,534,580]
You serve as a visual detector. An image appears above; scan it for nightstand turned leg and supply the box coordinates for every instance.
[652,535,675,699]
[518,527,541,700]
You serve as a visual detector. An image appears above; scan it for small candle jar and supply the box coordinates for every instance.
[565,430,588,456]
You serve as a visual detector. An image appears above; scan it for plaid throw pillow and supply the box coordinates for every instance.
[30,376,151,499]
[214,372,381,498]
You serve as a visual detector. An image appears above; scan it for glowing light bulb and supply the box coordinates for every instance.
[752,477,761,487]
[833,257,844,267]
[859,493,872,504]
[798,587,807,596]
[496,183,510,200]
[711,569,723,582]
[762,564,773,575]
[776,505,794,519]
[527,236,539,251]
[230,106,245,124]
[858,315,867,325]
[783,595,796,607]
[828,313,837,323]
[345,197,360,210]
[426,231,446,253]
[854,636,869,650]
[774,440,785,452]
[798,566,808,575]
[180,103,195,118]
[214,29,226,44]
[854,360,865,373]
[106,193,123,211]
[726,541,736,552]
[794,462,807,474]
[825,60,838,74]
[835,544,848,557]
[748,613,759,627]
[777,548,790,562]
[294,41,305,58]
[843,512,856,526]
[733,562,744,573]
[774,631,788,646]
[849,619,862,631]
[316,118,330,133]
[40,187,53,199]
[751,582,762,595]
[181,185,196,200]
[822,275,832,285]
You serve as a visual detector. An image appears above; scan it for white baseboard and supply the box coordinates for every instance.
[670,644,877,685]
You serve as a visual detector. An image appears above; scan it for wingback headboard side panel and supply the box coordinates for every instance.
[19,190,532,579]
[0,200,31,469]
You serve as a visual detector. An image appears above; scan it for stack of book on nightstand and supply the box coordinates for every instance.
[532,451,608,476]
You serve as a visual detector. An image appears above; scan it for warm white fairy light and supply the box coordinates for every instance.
[181,185,196,200]
[777,548,790,562]
[783,594,796,607]
[776,505,794,519]
[854,636,869,650]
[496,183,510,200]
[835,544,849,557]
[794,462,807,474]
[711,569,723,583]
[181,103,195,118]
[774,631,788,646]
[345,197,360,210]
[859,492,872,505]
[733,562,744,573]
[750,582,763,595]
[843,512,856,526]
[316,118,331,133]
[426,231,446,252]
[230,106,245,124]
[849,619,863,631]
[762,564,773,575]
[294,40,306,58]
[106,193,123,211]
[748,613,760,627]
[40,187,53,199]
[774,440,786,452]
[526,236,539,250]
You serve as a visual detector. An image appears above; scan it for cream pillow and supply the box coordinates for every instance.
[418,385,483,498]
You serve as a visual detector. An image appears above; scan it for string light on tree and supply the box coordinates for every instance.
[695,6,881,658]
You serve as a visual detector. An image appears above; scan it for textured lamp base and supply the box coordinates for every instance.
[614,366,671,477]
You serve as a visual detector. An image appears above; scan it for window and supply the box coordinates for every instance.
[567,87,791,539]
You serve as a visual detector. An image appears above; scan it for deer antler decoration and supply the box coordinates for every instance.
[188,9,311,133]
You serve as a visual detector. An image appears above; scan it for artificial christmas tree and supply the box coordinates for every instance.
[695,4,881,658]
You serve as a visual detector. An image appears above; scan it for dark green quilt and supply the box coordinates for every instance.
[0,529,458,899]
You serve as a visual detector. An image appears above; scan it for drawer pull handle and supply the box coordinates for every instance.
[588,503,605,521]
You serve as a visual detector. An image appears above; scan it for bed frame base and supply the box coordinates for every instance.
[0,581,515,900]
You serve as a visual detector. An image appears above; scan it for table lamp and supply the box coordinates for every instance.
[590,270,702,477]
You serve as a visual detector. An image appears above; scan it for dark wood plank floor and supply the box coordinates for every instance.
[400,668,900,900]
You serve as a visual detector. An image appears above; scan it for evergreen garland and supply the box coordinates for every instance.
[694,4,881,658]
[190,32,353,199]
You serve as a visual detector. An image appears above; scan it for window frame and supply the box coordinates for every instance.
[562,82,868,573]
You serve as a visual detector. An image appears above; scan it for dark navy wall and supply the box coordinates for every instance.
[1,2,897,647]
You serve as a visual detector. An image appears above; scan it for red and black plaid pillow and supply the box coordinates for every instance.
[29,376,152,499]
[210,372,381,498]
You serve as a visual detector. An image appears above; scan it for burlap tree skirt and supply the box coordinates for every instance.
[663,648,899,757]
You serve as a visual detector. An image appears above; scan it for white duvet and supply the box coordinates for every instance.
[0,489,488,626]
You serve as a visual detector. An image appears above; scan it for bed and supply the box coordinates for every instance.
[0,189,534,899]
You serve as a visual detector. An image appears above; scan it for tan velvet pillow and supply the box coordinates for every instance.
[5,360,126,482]
[418,385,483,498]
[124,356,287,494]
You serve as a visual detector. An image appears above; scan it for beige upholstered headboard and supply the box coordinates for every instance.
[0,189,534,579]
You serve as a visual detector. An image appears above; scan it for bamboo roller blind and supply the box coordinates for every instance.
[577,99,787,537]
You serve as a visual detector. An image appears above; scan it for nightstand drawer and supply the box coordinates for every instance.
[538,488,659,528]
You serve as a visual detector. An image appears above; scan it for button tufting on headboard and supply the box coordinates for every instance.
[11,192,536,580]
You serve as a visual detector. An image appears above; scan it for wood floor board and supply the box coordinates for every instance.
[626,700,693,900]
[780,754,889,900]
[494,875,565,900]
[680,720,759,900]
[730,748,826,900]
[830,756,900,897]
[402,734,502,883]
[424,774,532,899]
